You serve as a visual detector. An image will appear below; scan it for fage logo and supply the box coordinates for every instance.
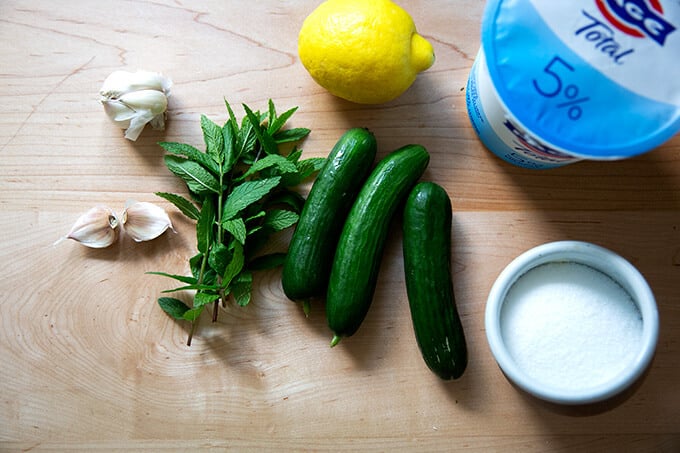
[595,0,676,45]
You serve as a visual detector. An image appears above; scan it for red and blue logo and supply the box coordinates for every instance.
[595,0,676,45]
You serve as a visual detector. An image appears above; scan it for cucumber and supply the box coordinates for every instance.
[282,128,377,304]
[402,182,467,380]
[326,144,430,346]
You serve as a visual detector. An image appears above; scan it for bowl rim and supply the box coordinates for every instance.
[485,240,659,405]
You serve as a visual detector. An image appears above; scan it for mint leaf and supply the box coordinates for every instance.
[194,292,219,309]
[231,272,252,306]
[274,127,311,144]
[164,156,221,195]
[208,242,230,276]
[222,120,236,173]
[155,192,200,220]
[297,157,326,178]
[263,209,299,232]
[222,176,281,220]
[196,198,215,253]
[160,283,221,293]
[267,99,277,131]
[268,105,297,135]
[280,157,325,186]
[201,115,225,165]
[158,141,220,175]
[147,272,198,285]
[240,154,298,180]
[237,112,257,159]
[222,217,247,245]
[224,99,238,129]
[287,148,302,165]
[222,242,244,288]
[158,297,191,320]
[243,104,278,155]
[182,306,204,322]
[189,253,207,280]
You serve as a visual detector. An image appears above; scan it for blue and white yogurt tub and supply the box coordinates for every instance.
[466,0,680,169]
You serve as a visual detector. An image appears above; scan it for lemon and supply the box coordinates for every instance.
[298,0,435,104]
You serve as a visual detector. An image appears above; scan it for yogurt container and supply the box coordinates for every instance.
[465,0,680,169]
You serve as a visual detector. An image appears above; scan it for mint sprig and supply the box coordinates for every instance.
[150,99,322,345]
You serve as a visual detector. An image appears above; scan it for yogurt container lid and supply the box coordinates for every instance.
[481,0,680,159]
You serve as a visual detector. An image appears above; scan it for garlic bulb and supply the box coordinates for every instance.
[122,201,174,242]
[100,70,172,141]
[64,205,120,248]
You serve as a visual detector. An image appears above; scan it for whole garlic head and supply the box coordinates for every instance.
[100,70,172,141]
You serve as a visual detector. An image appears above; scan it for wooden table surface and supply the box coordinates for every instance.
[1,1,679,451]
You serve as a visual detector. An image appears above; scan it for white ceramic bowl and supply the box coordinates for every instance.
[485,241,659,405]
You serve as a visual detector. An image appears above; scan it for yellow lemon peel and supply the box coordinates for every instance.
[298,0,435,104]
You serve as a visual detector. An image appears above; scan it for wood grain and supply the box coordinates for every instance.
[1,0,679,451]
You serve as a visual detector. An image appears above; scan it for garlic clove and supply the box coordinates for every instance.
[122,201,174,242]
[117,90,168,117]
[100,70,172,98]
[65,205,120,248]
[124,111,156,141]
[101,99,136,126]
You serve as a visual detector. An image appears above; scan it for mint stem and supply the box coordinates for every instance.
[212,300,219,322]
[187,321,197,346]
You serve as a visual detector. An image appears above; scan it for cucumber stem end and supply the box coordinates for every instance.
[302,299,312,317]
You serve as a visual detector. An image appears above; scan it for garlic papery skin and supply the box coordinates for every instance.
[122,201,175,242]
[99,70,172,141]
[65,205,120,248]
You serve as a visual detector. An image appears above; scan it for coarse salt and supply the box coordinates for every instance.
[500,261,643,391]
